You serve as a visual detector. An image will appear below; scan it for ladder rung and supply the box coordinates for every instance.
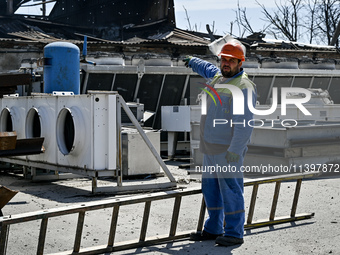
[73,211,86,253]
[108,205,120,247]
[169,196,182,237]
[247,184,259,224]
[37,218,48,255]
[245,213,314,229]
[139,201,151,242]
[0,224,9,255]
[197,196,206,232]
[291,179,302,217]
[270,181,281,220]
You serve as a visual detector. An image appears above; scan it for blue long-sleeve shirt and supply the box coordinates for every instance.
[189,57,257,156]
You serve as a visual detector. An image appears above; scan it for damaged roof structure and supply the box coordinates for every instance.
[1,0,340,123]
[0,0,212,69]
[1,0,339,69]
[1,0,340,129]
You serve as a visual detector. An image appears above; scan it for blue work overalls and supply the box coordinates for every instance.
[188,57,256,238]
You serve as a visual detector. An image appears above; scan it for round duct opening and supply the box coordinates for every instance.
[0,108,13,132]
[56,108,75,155]
[26,108,41,138]
[56,107,85,156]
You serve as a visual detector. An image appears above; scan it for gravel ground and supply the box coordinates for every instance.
[1,161,339,255]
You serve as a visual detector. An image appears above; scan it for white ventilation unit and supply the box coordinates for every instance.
[0,92,176,192]
[0,92,118,175]
[56,92,117,173]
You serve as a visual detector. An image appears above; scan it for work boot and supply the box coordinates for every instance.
[215,235,244,247]
[190,230,222,241]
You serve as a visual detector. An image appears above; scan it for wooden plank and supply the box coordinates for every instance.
[0,132,17,150]
[0,186,18,210]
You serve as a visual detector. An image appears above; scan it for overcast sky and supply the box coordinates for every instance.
[17,0,278,38]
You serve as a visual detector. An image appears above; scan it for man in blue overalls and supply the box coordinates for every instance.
[184,42,257,247]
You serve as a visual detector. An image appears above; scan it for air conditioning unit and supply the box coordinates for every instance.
[56,92,118,173]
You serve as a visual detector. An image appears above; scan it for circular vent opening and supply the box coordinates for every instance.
[57,108,75,155]
[26,108,41,138]
[0,108,13,132]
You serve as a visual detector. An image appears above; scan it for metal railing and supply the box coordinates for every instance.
[0,172,318,255]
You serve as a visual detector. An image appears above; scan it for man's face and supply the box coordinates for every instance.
[220,56,242,78]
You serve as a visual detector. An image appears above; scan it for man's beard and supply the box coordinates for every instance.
[221,66,238,78]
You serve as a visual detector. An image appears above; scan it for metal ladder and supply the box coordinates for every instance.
[244,173,317,228]
[0,172,318,255]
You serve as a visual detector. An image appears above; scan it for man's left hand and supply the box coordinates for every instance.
[225,151,240,163]
[183,56,192,67]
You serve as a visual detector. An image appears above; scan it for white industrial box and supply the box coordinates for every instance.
[161,105,191,132]
[56,92,117,172]
[121,127,160,176]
